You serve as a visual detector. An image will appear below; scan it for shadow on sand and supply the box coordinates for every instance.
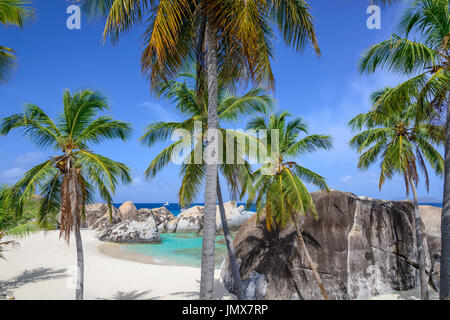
[149,279,235,300]
[0,267,68,298]
[108,290,153,300]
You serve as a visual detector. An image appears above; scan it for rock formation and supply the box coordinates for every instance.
[136,207,176,233]
[82,200,254,243]
[117,201,139,221]
[166,201,254,234]
[420,205,442,292]
[98,219,160,243]
[82,203,120,230]
[221,190,433,300]
[83,203,174,243]
[173,206,205,233]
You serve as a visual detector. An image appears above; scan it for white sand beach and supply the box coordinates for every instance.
[0,230,234,300]
[0,230,439,300]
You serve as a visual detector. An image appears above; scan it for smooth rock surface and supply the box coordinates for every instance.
[117,201,139,221]
[419,205,441,238]
[419,205,442,293]
[174,206,204,233]
[221,190,431,300]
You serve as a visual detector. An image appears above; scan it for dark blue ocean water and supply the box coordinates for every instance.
[419,202,442,208]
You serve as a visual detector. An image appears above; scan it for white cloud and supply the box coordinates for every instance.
[13,152,44,166]
[131,176,146,187]
[341,176,352,183]
[0,167,26,184]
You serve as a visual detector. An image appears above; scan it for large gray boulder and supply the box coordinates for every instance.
[215,201,255,232]
[420,205,442,292]
[221,190,432,300]
[98,218,160,243]
[174,206,204,233]
[82,203,120,230]
[163,201,254,234]
[136,207,176,232]
[419,205,441,238]
[117,201,139,221]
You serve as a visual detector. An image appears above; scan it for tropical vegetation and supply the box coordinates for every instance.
[140,71,273,299]
[349,87,444,299]
[78,0,321,299]
[242,111,333,299]
[0,89,132,299]
[0,0,34,83]
[358,0,449,299]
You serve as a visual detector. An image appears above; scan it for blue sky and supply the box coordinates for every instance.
[0,0,443,203]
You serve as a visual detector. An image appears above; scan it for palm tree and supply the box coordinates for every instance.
[349,87,444,299]
[358,0,449,299]
[242,112,332,299]
[0,89,132,300]
[140,72,272,299]
[78,0,320,299]
[0,0,35,83]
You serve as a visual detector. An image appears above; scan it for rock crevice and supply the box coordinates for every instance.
[221,190,434,300]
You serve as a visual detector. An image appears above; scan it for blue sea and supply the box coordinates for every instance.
[419,202,442,208]
[115,202,442,268]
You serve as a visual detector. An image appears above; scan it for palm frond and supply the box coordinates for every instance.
[0,45,16,83]
[0,0,35,26]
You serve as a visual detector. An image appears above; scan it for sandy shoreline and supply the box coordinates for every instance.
[0,230,233,300]
[0,230,439,300]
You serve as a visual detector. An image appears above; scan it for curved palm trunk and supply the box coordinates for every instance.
[69,168,84,300]
[216,176,246,300]
[200,18,219,300]
[290,212,327,300]
[410,178,429,300]
[441,97,450,300]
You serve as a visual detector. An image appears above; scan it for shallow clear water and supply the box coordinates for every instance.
[121,233,229,269]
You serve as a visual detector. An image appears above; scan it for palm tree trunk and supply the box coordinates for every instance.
[410,178,429,300]
[290,212,327,300]
[440,96,450,300]
[216,176,246,300]
[74,226,84,300]
[69,167,84,300]
[200,18,219,300]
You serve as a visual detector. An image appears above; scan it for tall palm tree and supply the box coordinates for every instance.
[358,0,449,299]
[349,87,444,299]
[0,0,34,83]
[242,112,332,300]
[0,89,132,300]
[140,72,272,299]
[77,0,320,299]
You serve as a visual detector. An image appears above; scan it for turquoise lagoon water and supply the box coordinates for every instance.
[121,233,229,269]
